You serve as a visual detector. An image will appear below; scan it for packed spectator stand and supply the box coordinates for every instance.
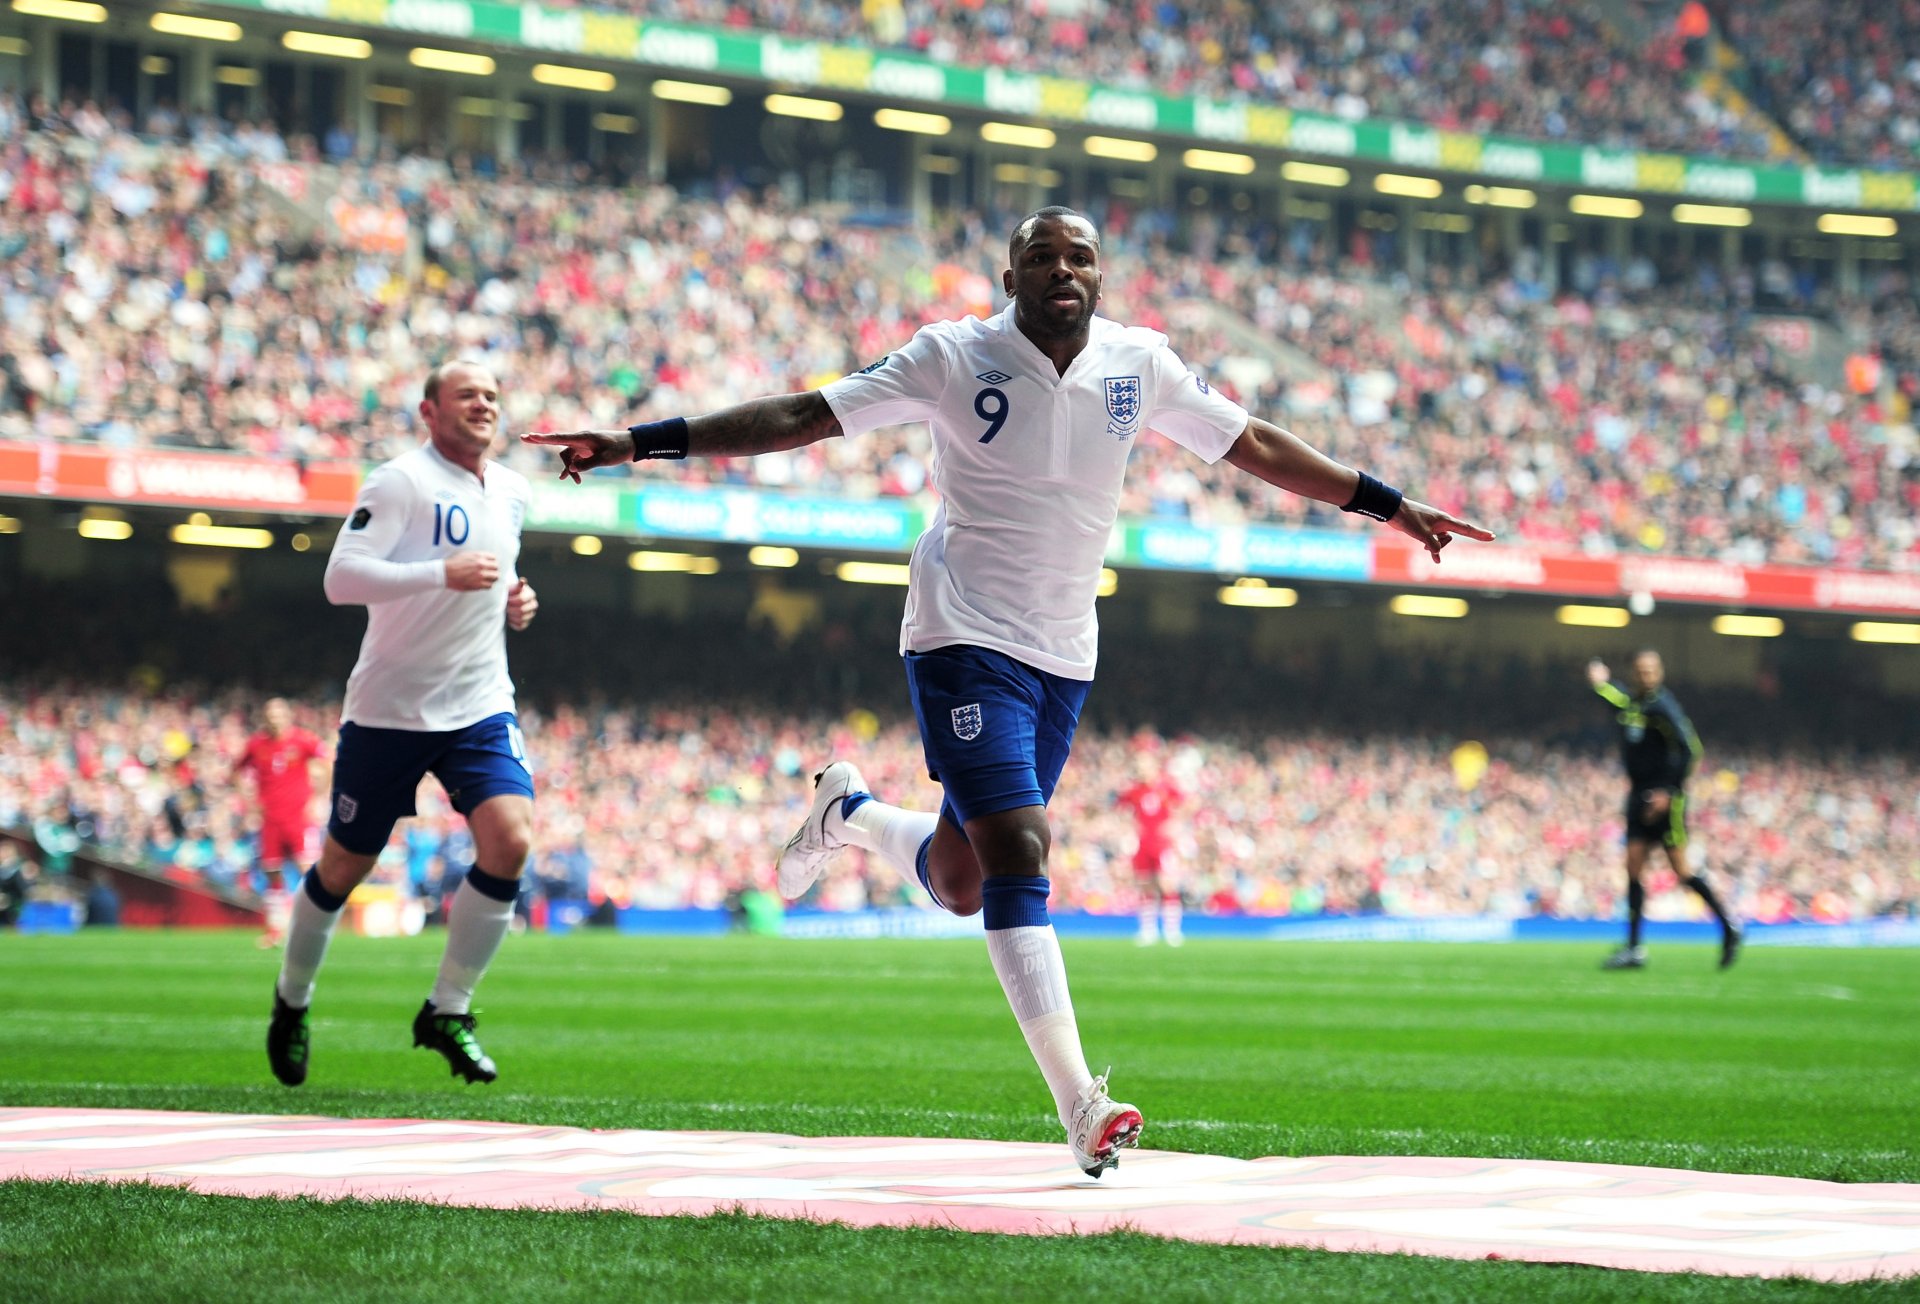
[3,106,1917,572]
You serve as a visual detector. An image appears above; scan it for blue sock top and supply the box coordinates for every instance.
[980,875,1051,930]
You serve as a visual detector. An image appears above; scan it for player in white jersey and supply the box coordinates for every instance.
[267,360,541,1089]
[527,208,1493,1175]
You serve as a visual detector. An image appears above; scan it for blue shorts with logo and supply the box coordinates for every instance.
[327,711,534,855]
[904,646,1091,829]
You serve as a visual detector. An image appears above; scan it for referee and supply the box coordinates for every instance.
[1588,651,1741,970]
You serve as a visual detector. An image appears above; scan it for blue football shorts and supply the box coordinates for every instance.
[326,711,535,855]
[903,645,1091,829]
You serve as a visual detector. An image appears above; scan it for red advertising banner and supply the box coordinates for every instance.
[1372,536,1623,597]
[0,440,361,516]
[1374,536,1920,617]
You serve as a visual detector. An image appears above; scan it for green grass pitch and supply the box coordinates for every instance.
[2,931,1915,1302]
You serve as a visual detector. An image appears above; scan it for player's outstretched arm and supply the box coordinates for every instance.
[523,392,845,483]
[1223,417,1494,562]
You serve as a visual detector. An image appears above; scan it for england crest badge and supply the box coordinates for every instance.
[951,703,984,741]
[1104,375,1142,438]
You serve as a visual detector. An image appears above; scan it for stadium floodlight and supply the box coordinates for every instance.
[980,122,1056,149]
[1097,569,1119,597]
[1183,148,1255,175]
[652,79,731,106]
[570,536,603,556]
[77,519,132,541]
[290,533,312,552]
[10,0,105,22]
[1568,194,1643,219]
[533,64,615,93]
[593,113,638,134]
[1281,160,1349,187]
[1374,173,1442,199]
[766,94,843,121]
[992,162,1061,186]
[920,154,961,174]
[1463,184,1536,209]
[214,66,260,87]
[408,47,495,76]
[171,524,273,550]
[150,12,240,40]
[367,85,412,105]
[1389,594,1469,618]
[1555,605,1631,628]
[1711,614,1783,637]
[629,550,720,574]
[874,108,951,135]
[835,561,912,585]
[1850,621,1920,645]
[1218,579,1299,608]
[1084,136,1156,162]
[281,31,371,59]
[0,515,20,534]
[1818,213,1898,238]
[749,546,799,568]
[1673,203,1751,227]
[0,36,28,55]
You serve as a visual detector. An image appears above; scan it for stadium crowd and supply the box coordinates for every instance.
[622,0,1782,161]
[1,676,1913,928]
[1711,0,1920,168]
[3,108,1918,572]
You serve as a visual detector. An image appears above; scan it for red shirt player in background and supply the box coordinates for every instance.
[233,697,327,946]
[1117,749,1184,946]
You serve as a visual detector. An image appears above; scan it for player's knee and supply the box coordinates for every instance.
[942,885,983,917]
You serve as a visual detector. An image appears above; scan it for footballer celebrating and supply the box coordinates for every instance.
[528,208,1492,1176]
[267,360,539,1088]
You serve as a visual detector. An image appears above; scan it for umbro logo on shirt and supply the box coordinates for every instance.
[975,370,1013,385]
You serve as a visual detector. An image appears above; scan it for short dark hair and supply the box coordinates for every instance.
[423,359,493,403]
[1008,206,1098,264]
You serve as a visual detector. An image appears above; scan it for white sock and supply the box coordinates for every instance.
[1161,897,1183,942]
[1135,907,1158,942]
[985,924,1095,1128]
[275,885,343,1008]
[429,878,517,1015]
[843,798,940,893]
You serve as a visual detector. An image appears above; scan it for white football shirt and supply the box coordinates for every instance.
[821,307,1249,680]
[325,441,531,731]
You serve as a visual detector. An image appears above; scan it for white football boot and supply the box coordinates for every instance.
[774,762,867,898]
[1067,1072,1144,1178]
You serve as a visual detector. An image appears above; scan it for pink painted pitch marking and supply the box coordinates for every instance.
[1,1109,1915,1282]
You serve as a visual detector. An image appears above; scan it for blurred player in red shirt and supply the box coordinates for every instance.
[1117,751,1184,946]
[233,698,326,946]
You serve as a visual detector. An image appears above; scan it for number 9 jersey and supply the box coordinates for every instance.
[821,307,1249,681]
[325,442,532,731]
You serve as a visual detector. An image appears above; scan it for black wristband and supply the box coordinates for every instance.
[628,417,690,461]
[1341,471,1404,522]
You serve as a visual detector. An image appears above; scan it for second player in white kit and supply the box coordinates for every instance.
[528,208,1493,1176]
[267,360,541,1090]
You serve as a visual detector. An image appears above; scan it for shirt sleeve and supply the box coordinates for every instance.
[1144,344,1250,464]
[1655,693,1703,783]
[324,464,446,605]
[819,325,949,438]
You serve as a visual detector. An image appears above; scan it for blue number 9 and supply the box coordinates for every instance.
[974,387,1009,443]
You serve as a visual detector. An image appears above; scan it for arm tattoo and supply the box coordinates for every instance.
[688,392,841,457]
